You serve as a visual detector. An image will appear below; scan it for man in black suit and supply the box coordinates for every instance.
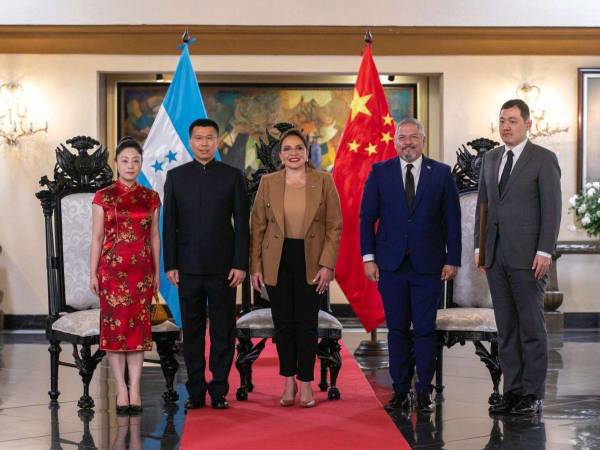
[163,118,249,410]
[475,99,562,416]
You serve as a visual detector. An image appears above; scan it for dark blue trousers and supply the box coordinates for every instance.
[378,258,442,394]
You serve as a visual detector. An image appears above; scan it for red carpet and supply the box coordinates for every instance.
[179,340,410,450]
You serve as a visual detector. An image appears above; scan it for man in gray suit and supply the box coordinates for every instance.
[475,99,561,416]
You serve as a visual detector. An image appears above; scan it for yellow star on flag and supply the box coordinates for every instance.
[350,89,372,121]
[380,132,393,145]
[365,143,378,156]
[383,113,393,126]
[348,140,360,152]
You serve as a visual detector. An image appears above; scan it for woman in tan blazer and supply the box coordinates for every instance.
[251,128,342,408]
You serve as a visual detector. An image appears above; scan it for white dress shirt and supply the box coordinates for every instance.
[475,138,551,259]
[497,138,527,182]
[401,155,423,189]
[363,156,424,263]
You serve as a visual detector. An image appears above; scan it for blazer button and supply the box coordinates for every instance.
[310,233,315,238]
[271,218,276,223]
[314,218,320,222]
[274,235,279,239]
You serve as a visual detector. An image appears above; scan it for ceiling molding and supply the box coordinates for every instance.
[2,25,600,55]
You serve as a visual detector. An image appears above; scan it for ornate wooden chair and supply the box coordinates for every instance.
[434,138,502,405]
[235,123,343,402]
[36,136,180,409]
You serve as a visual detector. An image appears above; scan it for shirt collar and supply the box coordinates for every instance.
[193,157,217,168]
[504,138,528,158]
[400,155,423,171]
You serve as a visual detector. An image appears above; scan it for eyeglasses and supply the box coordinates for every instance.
[281,145,306,153]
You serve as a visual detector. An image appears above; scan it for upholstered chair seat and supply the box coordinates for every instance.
[236,309,342,338]
[52,309,179,337]
[436,308,497,333]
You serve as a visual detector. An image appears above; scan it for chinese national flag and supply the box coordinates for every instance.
[333,44,397,332]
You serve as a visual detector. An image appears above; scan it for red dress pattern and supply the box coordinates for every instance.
[93,181,160,351]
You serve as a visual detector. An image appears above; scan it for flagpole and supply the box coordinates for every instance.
[351,30,389,367]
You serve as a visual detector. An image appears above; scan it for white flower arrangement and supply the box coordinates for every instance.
[570,182,600,236]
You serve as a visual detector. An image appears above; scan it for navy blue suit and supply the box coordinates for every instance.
[360,156,461,394]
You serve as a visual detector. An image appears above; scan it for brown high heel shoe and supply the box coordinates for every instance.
[299,383,316,408]
[299,399,316,408]
[280,383,298,407]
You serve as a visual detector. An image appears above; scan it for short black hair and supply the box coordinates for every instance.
[115,136,143,160]
[189,118,219,137]
[500,99,530,120]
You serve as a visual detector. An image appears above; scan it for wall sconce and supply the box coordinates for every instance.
[0,81,48,147]
[516,82,568,139]
[490,82,569,140]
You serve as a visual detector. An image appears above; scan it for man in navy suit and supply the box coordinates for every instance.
[360,118,461,412]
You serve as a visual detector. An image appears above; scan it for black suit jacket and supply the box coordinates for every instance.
[163,159,249,275]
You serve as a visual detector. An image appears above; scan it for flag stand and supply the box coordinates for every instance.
[353,330,388,358]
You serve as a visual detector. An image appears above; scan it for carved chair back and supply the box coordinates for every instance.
[447,138,499,309]
[37,137,113,319]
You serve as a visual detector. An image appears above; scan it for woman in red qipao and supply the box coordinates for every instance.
[90,136,161,414]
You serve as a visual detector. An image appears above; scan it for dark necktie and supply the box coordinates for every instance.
[498,150,514,196]
[405,163,415,208]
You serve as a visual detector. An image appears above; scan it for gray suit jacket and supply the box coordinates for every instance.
[474,141,562,269]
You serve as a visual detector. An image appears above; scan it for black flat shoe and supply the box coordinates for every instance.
[511,396,543,416]
[128,405,143,414]
[184,398,206,411]
[211,396,229,410]
[416,392,434,413]
[489,393,520,415]
[384,392,409,412]
[116,405,129,415]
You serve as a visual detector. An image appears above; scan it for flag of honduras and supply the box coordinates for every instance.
[139,41,211,326]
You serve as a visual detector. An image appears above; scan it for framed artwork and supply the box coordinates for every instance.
[115,77,419,174]
[578,68,600,190]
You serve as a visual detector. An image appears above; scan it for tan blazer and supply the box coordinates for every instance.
[251,167,343,286]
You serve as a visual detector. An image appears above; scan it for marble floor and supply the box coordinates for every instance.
[0,330,599,449]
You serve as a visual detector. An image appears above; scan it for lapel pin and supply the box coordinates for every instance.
[426,165,431,170]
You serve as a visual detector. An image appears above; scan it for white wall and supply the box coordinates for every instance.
[0,52,598,315]
[2,0,600,27]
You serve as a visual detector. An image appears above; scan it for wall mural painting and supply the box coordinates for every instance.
[118,82,416,174]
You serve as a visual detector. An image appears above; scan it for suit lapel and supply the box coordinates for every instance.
[269,170,286,232]
[492,147,504,199]
[410,156,432,212]
[500,141,535,199]
[303,168,323,236]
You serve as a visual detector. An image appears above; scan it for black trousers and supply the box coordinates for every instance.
[486,237,548,399]
[266,239,321,382]
[178,273,236,401]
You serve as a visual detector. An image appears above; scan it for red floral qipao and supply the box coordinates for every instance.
[93,181,160,351]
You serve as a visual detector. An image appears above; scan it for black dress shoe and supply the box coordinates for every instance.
[416,392,434,413]
[128,405,143,414]
[384,392,409,411]
[511,396,542,415]
[489,392,520,414]
[211,397,229,409]
[184,398,206,410]
[116,404,129,415]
